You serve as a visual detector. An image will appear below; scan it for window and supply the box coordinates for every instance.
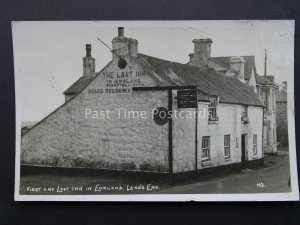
[208,96,218,121]
[202,136,210,161]
[241,106,248,123]
[224,135,230,158]
[253,134,257,155]
[242,106,248,118]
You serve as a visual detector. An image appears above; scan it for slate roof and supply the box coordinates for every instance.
[63,53,263,107]
[136,54,263,106]
[64,75,95,94]
[212,56,256,81]
[212,56,276,86]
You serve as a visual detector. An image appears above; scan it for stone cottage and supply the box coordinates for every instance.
[21,27,266,177]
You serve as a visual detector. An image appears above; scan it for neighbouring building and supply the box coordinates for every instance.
[276,82,288,147]
[188,40,278,154]
[21,27,267,177]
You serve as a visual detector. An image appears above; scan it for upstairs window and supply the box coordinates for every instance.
[224,135,231,159]
[241,105,248,124]
[202,136,210,161]
[208,96,218,121]
[253,134,257,155]
[242,106,248,118]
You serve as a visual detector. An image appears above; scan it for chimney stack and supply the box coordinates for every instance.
[189,38,213,68]
[112,27,138,59]
[229,56,245,80]
[83,44,95,76]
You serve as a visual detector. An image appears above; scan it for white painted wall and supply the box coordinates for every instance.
[194,103,263,171]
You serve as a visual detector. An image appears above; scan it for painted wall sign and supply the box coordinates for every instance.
[88,70,146,94]
[177,90,198,108]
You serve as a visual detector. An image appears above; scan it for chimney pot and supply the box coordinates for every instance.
[118,27,124,37]
[189,53,194,62]
[86,44,92,57]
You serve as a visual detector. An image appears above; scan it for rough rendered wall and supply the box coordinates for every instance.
[21,60,170,172]
[172,89,197,173]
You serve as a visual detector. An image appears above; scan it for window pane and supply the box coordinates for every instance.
[209,97,218,118]
[224,135,230,158]
[253,134,257,154]
[202,137,210,160]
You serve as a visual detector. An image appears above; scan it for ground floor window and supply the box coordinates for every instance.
[224,135,230,159]
[253,134,257,155]
[202,136,210,161]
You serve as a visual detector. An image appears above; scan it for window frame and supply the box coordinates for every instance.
[208,96,219,121]
[253,134,258,155]
[201,136,210,161]
[241,105,248,118]
[241,105,249,124]
[224,135,231,159]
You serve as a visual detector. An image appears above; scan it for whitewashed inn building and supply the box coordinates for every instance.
[21,28,278,179]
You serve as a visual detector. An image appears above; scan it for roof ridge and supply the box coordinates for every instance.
[137,53,208,72]
[212,55,255,58]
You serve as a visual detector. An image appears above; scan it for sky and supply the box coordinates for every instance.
[12,20,294,122]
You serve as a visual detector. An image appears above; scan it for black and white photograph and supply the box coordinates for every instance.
[13,20,299,201]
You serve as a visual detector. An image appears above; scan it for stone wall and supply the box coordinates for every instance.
[276,89,288,147]
[21,60,170,172]
[276,102,288,146]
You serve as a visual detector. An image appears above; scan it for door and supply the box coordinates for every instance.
[241,134,246,169]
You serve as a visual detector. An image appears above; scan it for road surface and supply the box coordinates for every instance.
[157,150,291,194]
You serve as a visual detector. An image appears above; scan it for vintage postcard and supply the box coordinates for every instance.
[13,20,299,201]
